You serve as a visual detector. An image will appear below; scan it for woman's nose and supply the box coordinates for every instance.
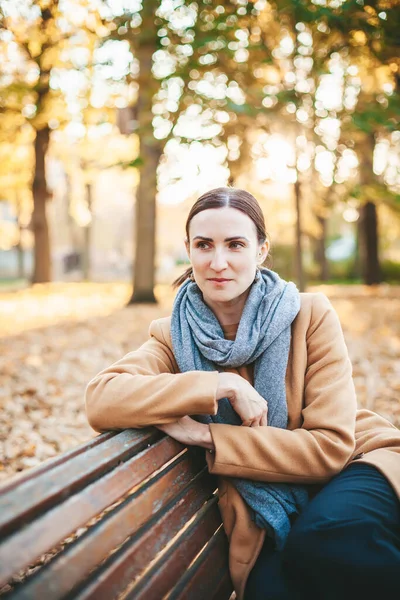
[210,250,228,271]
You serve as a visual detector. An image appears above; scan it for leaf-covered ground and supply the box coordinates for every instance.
[1,282,399,483]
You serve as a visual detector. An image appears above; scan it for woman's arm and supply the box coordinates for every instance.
[85,319,219,432]
[155,370,270,448]
[157,416,215,451]
[205,294,357,484]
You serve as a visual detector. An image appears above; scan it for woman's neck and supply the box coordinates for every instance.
[203,288,249,327]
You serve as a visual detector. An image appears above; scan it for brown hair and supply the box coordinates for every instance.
[172,187,270,288]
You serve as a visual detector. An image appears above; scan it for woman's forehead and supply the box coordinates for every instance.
[188,207,257,238]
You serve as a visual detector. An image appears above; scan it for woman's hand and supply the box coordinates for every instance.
[216,372,268,427]
[156,416,215,451]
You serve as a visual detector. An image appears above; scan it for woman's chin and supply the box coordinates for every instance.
[204,288,241,304]
[198,280,250,304]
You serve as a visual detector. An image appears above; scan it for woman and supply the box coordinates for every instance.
[86,187,400,600]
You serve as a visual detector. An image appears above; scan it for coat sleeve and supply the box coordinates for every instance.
[206,294,357,484]
[85,319,219,432]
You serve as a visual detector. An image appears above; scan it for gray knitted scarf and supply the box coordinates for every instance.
[170,267,309,550]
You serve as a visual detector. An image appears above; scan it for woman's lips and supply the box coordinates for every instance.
[208,278,232,283]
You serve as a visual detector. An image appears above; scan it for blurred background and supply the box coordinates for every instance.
[0,0,399,480]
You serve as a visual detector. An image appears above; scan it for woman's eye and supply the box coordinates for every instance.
[195,241,244,249]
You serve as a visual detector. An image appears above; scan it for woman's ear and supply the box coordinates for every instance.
[258,240,269,265]
[185,239,190,259]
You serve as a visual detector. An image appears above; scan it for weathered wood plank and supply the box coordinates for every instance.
[0,429,160,540]
[72,471,216,600]
[0,432,116,495]
[4,451,207,598]
[125,497,222,600]
[168,526,231,600]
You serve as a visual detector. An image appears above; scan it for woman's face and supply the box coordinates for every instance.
[186,207,269,306]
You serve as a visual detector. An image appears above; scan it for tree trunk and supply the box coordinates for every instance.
[16,243,24,280]
[129,1,161,304]
[130,136,162,303]
[82,182,92,281]
[65,171,80,252]
[358,201,381,285]
[316,215,329,281]
[294,175,305,292]
[357,132,381,285]
[31,126,51,283]
[15,193,25,280]
[352,220,361,280]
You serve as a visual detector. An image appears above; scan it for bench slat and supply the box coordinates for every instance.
[125,497,222,600]
[211,572,235,600]
[0,435,184,589]
[0,427,233,600]
[168,526,231,600]
[72,471,216,600]
[0,429,160,540]
[0,432,116,495]
[4,451,208,598]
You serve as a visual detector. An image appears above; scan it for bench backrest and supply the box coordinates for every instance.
[0,428,233,599]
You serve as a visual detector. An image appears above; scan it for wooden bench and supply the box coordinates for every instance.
[0,428,233,599]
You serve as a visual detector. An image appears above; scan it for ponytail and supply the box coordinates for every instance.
[172,266,193,289]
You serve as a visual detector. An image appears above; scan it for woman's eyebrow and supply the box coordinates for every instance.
[193,235,250,242]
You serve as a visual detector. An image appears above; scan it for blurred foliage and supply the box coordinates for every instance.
[381,259,400,283]
[0,0,399,287]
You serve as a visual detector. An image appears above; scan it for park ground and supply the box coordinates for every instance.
[1,282,399,482]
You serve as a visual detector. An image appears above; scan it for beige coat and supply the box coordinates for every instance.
[85,293,400,600]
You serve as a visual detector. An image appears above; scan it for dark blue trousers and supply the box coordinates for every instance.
[244,463,400,600]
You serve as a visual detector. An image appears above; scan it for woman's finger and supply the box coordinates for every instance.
[248,415,262,428]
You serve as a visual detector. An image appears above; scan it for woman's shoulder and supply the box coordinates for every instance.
[148,316,173,348]
[299,291,332,313]
[297,292,336,331]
